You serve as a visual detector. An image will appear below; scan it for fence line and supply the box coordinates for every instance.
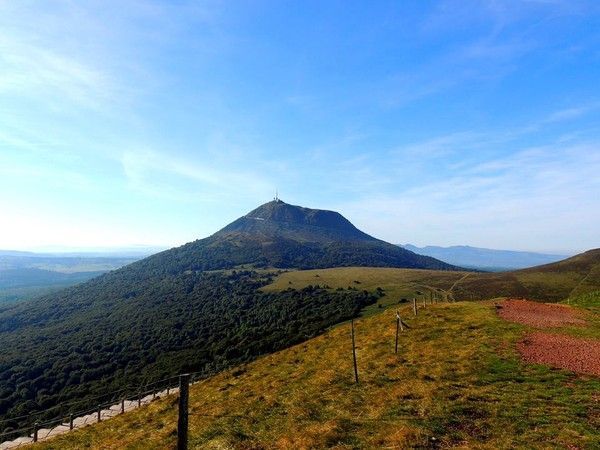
[0,373,186,427]
[0,369,216,448]
[1,299,445,449]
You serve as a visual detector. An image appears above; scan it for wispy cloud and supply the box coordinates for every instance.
[422,0,593,34]
[120,148,274,203]
[291,100,599,253]
[334,135,600,253]
[544,103,600,123]
[0,36,113,109]
[0,1,222,113]
[377,0,597,111]
[391,132,483,159]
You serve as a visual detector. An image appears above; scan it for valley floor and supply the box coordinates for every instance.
[28,299,599,449]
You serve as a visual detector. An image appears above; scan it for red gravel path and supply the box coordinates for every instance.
[497,299,586,328]
[517,332,600,376]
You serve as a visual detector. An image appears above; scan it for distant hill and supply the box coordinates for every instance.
[450,248,600,301]
[0,268,103,289]
[401,244,568,271]
[0,253,141,273]
[0,250,36,257]
[0,252,145,303]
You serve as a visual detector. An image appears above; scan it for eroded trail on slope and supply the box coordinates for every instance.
[517,332,600,376]
[497,299,586,328]
[498,299,599,377]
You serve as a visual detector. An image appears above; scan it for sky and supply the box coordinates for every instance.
[1,0,599,254]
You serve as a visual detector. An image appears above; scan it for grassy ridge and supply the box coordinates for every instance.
[565,291,600,317]
[263,249,600,303]
[454,249,600,301]
[31,301,600,449]
[262,267,467,315]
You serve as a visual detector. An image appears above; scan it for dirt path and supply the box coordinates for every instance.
[447,273,470,301]
[569,269,592,296]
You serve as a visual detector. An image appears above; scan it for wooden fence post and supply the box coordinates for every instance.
[97,405,102,423]
[69,413,74,430]
[394,312,400,354]
[121,398,125,414]
[351,320,359,383]
[178,374,190,450]
[33,422,39,442]
[138,393,142,408]
[413,298,417,316]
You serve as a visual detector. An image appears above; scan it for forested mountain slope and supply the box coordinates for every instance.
[0,200,458,429]
[0,271,376,429]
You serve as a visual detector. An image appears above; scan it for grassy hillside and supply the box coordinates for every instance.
[453,249,600,301]
[264,249,600,303]
[30,300,599,449]
[262,267,468,315]
[566,290,600,315]
[0,201,462,426]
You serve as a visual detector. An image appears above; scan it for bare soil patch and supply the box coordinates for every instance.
[517,332,600,376]
[497,299,586,328]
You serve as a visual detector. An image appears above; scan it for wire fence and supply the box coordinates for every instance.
[0,369,216,447]
[0,296,441,448]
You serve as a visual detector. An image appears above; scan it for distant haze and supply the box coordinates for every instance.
[401,244,570,271]
[2,246,167,258]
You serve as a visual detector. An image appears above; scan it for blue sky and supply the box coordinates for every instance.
[1,0,599,254]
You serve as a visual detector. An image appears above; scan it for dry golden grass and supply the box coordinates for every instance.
[262,267,468,314]
[30,299,599,449]
[265,260,600,304]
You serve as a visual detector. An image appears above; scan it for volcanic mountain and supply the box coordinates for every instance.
[0,200,455,426]
[140,200,459,272]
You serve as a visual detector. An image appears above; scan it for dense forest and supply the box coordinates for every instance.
[0,270,377,431]
[131,237,458,273]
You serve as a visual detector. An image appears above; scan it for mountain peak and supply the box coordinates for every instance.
[243,200,361,233]
[202,200,461,270]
